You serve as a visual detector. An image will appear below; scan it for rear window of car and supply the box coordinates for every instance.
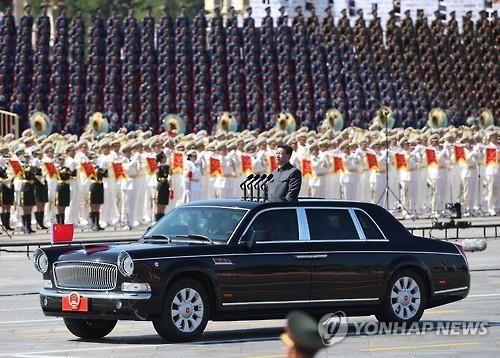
[243,209,299,242]
[305,209,359,241]
[355,210,385,240]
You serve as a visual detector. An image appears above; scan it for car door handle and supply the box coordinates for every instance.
[294,254,328,259]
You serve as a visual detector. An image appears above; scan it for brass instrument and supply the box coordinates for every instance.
[275,112,296,134]
[478,109,494,129]
[216,112,238,132]
[372,107,395,130]
[29,111,52,137]
[322,109,344,132]
[88,112,109,135]
[162,114,186,135]
[428,108,448,129]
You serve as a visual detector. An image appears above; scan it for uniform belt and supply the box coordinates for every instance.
[129,174,145,179]
[315,172,329,177]
[22,180,34,184]
[190,179,200,182]
[91,180,103,184]
[57,180,69,184]
[223,174,237,178]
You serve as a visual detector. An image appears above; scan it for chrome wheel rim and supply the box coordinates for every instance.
[390,276,421,320]
[171,288,204,333]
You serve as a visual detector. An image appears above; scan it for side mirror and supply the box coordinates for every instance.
[243,230,271,249]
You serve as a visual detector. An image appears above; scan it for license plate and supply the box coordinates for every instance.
[62,292,89,312]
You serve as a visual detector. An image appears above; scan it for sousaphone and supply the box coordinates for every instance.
[275,112,296,134]
[162,113,186,135]
[89,112,109,135]
[322,108,344,132]
[373,107,395,130]
[478,109,494,129]
[216,111,238,132]
[428,108,448,129]
[30,111,52,136]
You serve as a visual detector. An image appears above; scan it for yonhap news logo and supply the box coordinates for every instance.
[319,311,488,346]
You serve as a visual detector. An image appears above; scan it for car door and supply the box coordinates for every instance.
[304,207,384,305]
[227,208,312,308]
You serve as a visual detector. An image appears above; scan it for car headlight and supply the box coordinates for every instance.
[117,251,134,277]
[33,249,49,273]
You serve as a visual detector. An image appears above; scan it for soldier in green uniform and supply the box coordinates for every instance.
[89,166,108,231]
[0,164,15,231]
[32,146,49,230]
[20,163,37,233]
[55,154,74,224]
[155,151,170,222]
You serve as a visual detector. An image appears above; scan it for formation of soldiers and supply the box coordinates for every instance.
[0,123,498,233]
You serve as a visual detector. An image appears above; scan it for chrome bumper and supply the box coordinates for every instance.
[40,288,151,300]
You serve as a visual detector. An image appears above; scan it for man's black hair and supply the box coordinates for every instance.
[277,143,293,156]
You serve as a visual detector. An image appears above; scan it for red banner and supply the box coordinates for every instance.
[366,153,379,171]
[43,162,57,178]
[486,148,497,166]
[210,157,222,176]
[269,155,277,172]
[425,149,438,166]
[333,156,345,173]
[395,153,408,170]
[454,145,466,163]
[51,223,74,244]
[112,162,127,179]
[8,159,23,176]
[145,157,158,174]
[171,152,184,174]
[302,159,313,178]
[241,155,253,174]
[80,162,95,177]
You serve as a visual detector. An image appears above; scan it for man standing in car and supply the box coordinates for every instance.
[268,143,302,202]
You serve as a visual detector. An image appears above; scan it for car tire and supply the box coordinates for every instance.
[63,318,117,339]
[376,270,427,324]
[153,278,210,342]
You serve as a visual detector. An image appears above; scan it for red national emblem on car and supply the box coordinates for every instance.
[69,292,81,309]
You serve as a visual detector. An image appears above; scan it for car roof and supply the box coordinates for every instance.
[183,198,378,210]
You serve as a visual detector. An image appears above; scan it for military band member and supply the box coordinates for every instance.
[155,151,170,221]
[65,144,81,225]
[55,155,73,224]
[460,137,478,216]
[89,165,108,231]
[484,132,499,215]
[20,162,37,233]
[183,150,202,202]
[0,153,15,230]
[30,146,49,229]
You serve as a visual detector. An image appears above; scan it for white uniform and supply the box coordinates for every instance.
[483,142,499,215]
[342,152,360,201]
[121,156,136,227]
[75,151,90,226]
[354,148,369,202]
[460,146,478,215]
[368,150,386,204]
[65,155,81,225]
[182,160,202,202]
[42,155,57,223]
[399,150,418,216]
[427,146,450,216]
[96,153,119,227]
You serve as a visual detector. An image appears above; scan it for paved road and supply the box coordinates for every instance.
[1,234,499,357]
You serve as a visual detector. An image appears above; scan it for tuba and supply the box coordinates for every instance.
[427,108,448,129]
[322,109,344,132]
[216,111,238,132]
[30,112,52,136]
[275,111,296,134]
[162,113,186,135]
[89,112,109,135]
[478,109,494,129]
[373,107,395,129]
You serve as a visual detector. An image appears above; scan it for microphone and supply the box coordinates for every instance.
[239,174,254,189]
[254,173,267,188]
[261,174,274,201]
[247,173,260,188]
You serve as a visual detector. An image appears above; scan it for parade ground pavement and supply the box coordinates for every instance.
[0,216,499,357]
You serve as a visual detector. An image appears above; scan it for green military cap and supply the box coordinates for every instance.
[281,311,325,355]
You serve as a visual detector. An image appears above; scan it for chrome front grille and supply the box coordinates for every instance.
[53,261,117,290]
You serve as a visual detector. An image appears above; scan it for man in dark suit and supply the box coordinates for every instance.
[268,144,302,202]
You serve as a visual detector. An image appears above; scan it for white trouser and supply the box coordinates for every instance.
[462,172,477,214]
[102,179,119,225]
[67,180,81,225]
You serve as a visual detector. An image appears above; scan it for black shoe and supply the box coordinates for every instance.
[90,212,99,231]
[5,213,14,230]
[26,214,35,233]
[36,212,48,230]
[0,213,8,230]
[95,212,104,231]
[22,215,33,234]
[56,213,65,224]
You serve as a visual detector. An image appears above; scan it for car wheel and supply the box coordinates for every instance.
[63,318,117,339]
[376,270,427,323]
[153,279,210,342]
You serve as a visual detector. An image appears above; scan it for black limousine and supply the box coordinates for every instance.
[34,199,469,342]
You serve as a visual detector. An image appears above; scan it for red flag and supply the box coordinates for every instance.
[425,149,438,166]
[241,155,253,174]
[302,159,313,178]
[111,162,127,179]
[394,153,408,170]
[486,148,497,166]
[171,152,184,174]
[454,146,466,163]
[269,155,277,172]
[366,153,379,171]
[145,157,158,174]
[210,157,222,176]
[333,156,345,173]
[51,223,74,244]
[80,162,96,177]
[43,162,57,178]
[8,159,23,176]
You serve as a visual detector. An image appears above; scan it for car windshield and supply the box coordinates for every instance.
[144,206,247,243]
